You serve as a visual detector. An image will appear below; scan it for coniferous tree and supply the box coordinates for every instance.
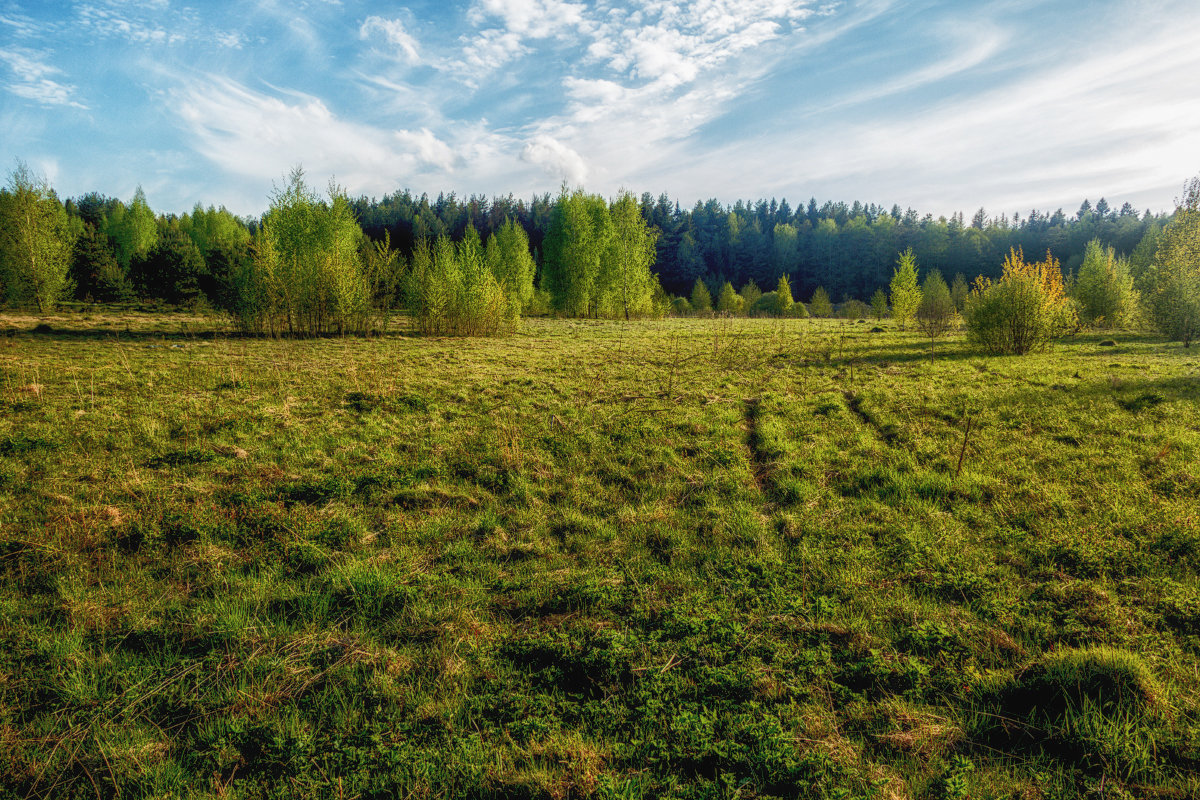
[130,226,207,305]
[71,226,131,302]
[771,223,798,283]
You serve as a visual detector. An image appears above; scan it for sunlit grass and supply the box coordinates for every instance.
[1,312,1199,798]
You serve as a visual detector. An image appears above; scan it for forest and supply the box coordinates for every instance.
[0,163,1198,348]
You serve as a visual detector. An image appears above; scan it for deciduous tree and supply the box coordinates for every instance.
[870,288,889,320]
[1143,178,1200,346]
[690,278,713,314]
[0,163,76,311]
[917,269,956,358]
[809,286,833,318]
[605,191,659,319]
[1074,239,1139,328]
[890,248,922,329]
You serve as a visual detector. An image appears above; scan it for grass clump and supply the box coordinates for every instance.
[970,647,1178,782]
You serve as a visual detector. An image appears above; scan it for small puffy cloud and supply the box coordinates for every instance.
[521,134,588,185]
[360,16,421,64]
[624,26,701,85]
[462,28,528,71]
[394,127,456,171]
[0,47,86,109]
[469,0,586,39]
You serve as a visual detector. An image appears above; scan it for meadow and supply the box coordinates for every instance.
[1,310,1199,799]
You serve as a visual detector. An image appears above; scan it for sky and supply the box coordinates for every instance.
[1,0,1199,219]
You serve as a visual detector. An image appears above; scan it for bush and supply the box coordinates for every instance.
[670,296,692,316]
[750,291,778,316]
[840,298,870,319]
[964,248,1075,354]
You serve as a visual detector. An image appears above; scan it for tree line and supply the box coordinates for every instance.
[1,163,1197,346]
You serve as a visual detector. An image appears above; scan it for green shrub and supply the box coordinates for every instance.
[964,248,1075,354]
[670,295,692,316]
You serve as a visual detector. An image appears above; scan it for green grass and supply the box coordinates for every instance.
[2,312,1200,799]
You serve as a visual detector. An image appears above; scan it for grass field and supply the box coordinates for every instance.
[2,310,1199,799]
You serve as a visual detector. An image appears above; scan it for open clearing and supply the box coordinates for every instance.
[2,312,1199,799]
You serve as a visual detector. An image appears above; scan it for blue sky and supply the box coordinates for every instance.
[2,0,1199,218]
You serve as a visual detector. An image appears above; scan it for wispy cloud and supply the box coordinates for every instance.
[76,3,182,45]
[0,11,40,37]
[169,77,501,198]
[360,16,421,65]
[73,1,245,48]
[694,13,1200,215]
[0,47,87,109]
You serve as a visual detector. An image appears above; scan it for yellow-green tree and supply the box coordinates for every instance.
[102,186,158,271]
[486,219,536,313]
[775,274,793,316]
[809,286,833,318]
[1074,239,1139,328]
[870,288,888,320]
[889,248,922,329]
[1143,178,1200,346]
[739,280,762,311]
[691,278,712,314]
[716,281,742,314]
[604,191,660,319]
[917,269,956,358]
[541,188,613,317]
[239,168,371,335]
[0,163,76,312]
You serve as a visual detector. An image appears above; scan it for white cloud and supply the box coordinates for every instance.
[394,127,457,171]
[360,16,421,64]
[0,12,39,37]
[469,0,587,39]
[688,18,1200,216]
[521,134,588,185]
[462,29,528,72]
[168,76,528,207]
[76,3,181,45]
[73,1,245,48]
[0,47,87,109]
